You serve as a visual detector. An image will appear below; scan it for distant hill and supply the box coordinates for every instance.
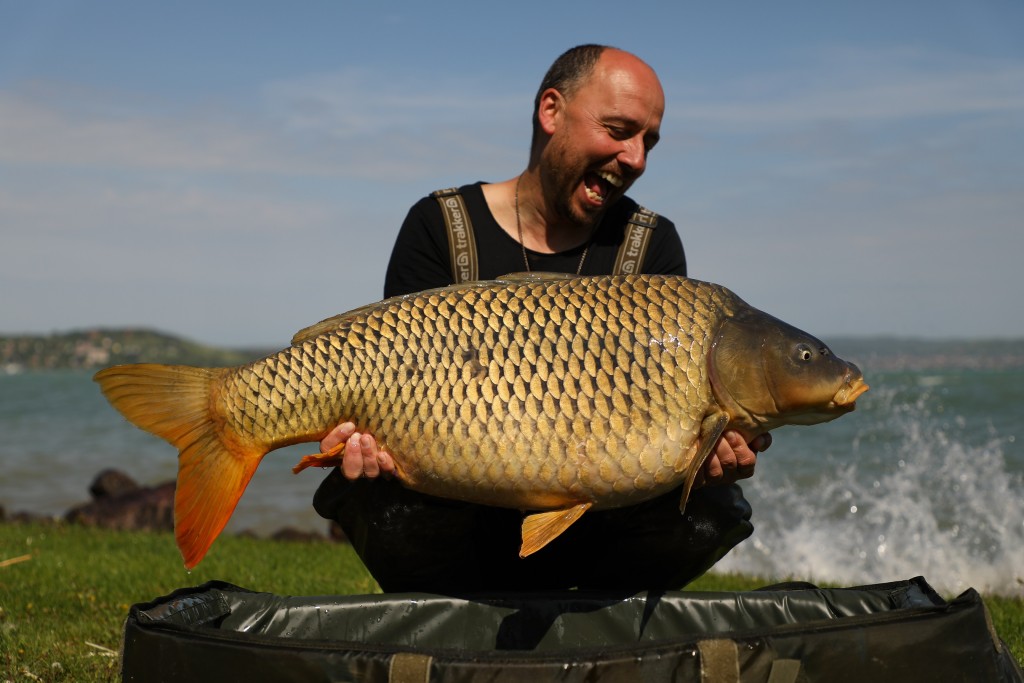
[0,329,272,371]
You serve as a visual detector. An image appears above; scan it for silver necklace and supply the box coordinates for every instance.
[514,175,591,274]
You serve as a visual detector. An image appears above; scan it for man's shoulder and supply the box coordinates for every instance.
[427,182,487,199]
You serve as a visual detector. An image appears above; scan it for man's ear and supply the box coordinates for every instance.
[536,88,564,135]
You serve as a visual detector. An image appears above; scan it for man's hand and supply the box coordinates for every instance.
[320,422,396,480]
[696,431,771,488]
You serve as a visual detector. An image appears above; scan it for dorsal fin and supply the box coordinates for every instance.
[290,309,365,345]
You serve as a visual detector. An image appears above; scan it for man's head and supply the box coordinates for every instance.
[530,44,609,143]
[530,45,665,229]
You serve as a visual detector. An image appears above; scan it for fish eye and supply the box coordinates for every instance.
[796,344,814,362]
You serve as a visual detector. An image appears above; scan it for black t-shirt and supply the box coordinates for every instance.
[383,182,687,298]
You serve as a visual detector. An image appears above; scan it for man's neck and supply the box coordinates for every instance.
[482,173,598,254]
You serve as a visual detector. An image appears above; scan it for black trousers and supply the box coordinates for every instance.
[314,469,753,594]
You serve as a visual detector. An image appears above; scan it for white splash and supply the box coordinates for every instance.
[716,378,1024,597]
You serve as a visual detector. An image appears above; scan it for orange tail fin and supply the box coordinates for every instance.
[94,363,265,569]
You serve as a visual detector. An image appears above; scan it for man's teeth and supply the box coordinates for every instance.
[598,171,623,188]
[585,171,623,202]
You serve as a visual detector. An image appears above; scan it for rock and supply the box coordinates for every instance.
[57,469,350,542]
[0,504,47,524]
[65,471,175,532]
[89,468,140,499]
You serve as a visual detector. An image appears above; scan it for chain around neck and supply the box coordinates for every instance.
[514,175,591,275]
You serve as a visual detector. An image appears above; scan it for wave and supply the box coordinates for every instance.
[717,373,1024,597]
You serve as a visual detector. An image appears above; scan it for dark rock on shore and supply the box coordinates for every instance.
[51,468,346,543]
[65,469,175,532]
[2,468,347,543]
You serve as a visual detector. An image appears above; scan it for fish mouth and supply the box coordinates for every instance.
[583,170,623,205]
[832,376,870,408]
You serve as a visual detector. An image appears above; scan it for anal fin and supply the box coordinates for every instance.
[520,502,592,557]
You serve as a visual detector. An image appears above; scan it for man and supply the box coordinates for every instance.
[313,45,770,592]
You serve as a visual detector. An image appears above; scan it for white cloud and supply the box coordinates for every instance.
[2,45,1022,343]
[667,47,1024,129]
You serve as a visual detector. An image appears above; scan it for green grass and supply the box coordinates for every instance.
[2,521,1021,681]
[1,522,377,681]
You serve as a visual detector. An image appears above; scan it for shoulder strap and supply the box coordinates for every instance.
[432,187,478,284]
[613,206,659,275]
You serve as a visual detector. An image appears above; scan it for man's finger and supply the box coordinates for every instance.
[360,433,379,477]
[703,453,724,481]
[322,421,356,453]
[750,432,772,453]
[341,434,365,480]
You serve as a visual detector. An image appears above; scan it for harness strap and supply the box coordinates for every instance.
[613,206,658,275]
[432,187,478,284]
[434,188,659,282]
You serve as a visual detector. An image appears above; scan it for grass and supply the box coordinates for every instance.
[1,522,377,681]
[2,521,1021,681]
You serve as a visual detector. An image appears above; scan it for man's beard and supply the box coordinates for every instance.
[541,149,609,231]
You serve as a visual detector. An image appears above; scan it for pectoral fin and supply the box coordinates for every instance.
[679,412,730,513]
[520,502,593,557]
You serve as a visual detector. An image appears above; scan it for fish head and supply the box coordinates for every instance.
[708,305,869,436]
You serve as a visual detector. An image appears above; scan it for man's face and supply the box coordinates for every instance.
[539,51,665,229]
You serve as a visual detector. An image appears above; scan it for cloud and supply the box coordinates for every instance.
[259,66,528,180]
[0,87,282,173]
[2,45,1022,343]
[666,47,1024,129]
[0,66,531,185]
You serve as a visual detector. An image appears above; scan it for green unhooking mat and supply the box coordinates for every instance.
[121,576,1022,682]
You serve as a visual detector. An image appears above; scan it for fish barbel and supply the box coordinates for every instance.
[94,273,868,568]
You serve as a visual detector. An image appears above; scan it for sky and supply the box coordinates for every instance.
[2,1,1022,348]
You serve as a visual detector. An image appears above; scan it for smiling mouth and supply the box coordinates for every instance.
[584,170,623,204]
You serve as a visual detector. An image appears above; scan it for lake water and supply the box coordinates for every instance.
[2,338,1022,596]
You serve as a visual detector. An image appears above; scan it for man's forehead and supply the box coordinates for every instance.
[574,52,665,120]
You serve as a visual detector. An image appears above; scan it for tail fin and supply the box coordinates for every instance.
[94,364,265,569]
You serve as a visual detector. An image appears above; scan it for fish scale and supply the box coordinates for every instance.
[94,272,867,568]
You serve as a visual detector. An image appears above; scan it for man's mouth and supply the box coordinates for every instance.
[583,170,623,205]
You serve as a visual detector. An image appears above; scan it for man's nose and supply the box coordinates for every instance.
[618,135,647,175]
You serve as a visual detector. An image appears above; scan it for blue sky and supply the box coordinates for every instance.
[2,1,1022,347]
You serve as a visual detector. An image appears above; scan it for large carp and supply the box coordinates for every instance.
[95,273,867,569]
